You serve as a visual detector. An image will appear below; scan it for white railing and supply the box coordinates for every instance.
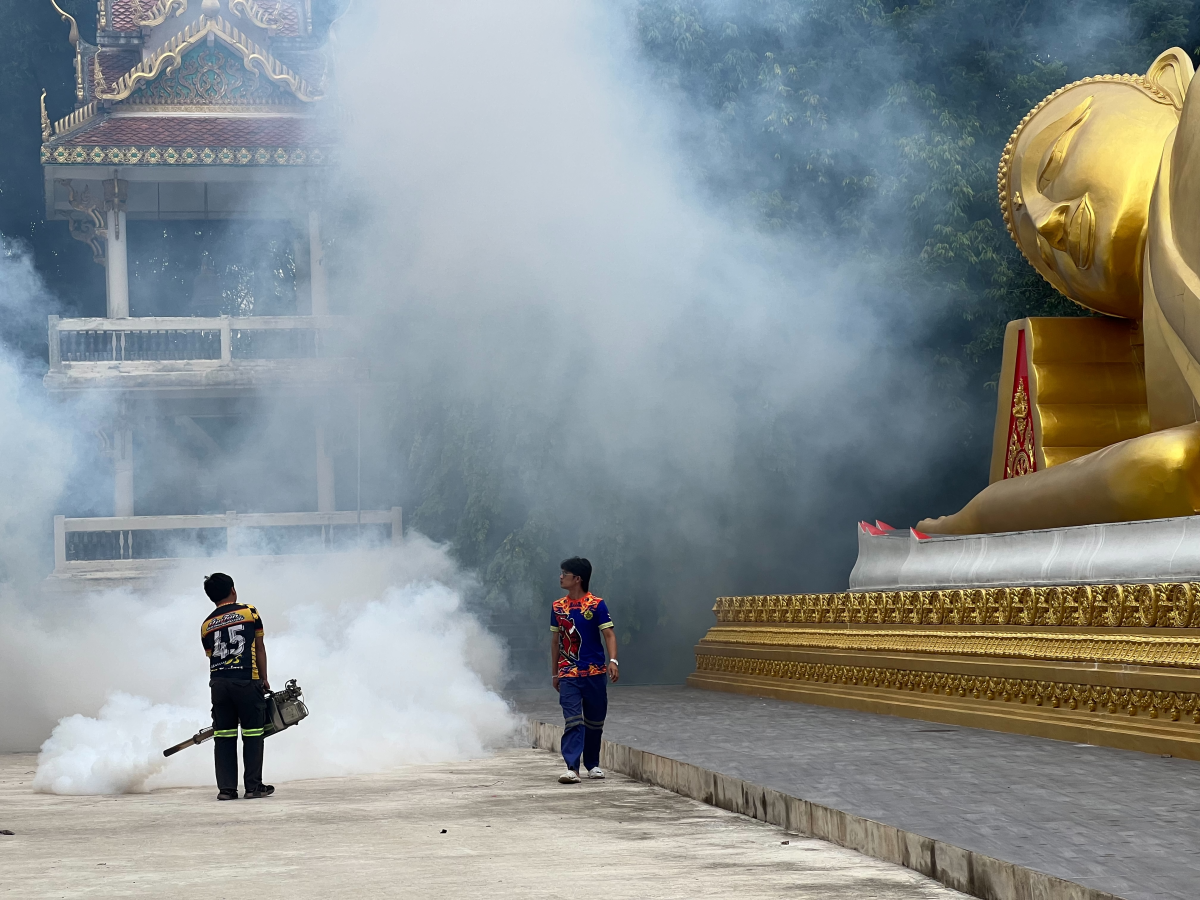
[53,507,402,570]
[48,315,356,368]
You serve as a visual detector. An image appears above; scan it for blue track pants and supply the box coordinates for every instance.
[558,673,607,772]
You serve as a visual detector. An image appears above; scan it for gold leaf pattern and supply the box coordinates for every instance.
[695,654,1200,723]
[711,583,1200,629]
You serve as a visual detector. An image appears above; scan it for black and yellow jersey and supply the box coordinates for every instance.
[201,603,264,680]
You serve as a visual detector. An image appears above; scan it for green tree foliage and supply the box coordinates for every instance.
[635,0,1200,388]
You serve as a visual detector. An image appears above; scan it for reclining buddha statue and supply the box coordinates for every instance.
[919,47,1200,534]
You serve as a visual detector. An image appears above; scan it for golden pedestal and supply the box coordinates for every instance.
[688,586,1200,759]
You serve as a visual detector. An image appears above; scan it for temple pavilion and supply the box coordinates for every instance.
[39,0,399,589]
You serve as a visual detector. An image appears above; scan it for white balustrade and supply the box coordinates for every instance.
[47,315,356,368]
[53,507,403,571]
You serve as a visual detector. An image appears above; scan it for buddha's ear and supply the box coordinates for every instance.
[1146,48,1194,110]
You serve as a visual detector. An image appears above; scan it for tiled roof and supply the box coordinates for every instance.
[95,50,142,92]
[56,115,334,147]
[273,2,303,37]
[108,0,306,36]
[272,49,325,87]
[109,0,140,32]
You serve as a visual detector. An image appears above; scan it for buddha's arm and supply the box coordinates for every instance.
[1170,81,1200,267]
[1145,121,1200,426]
[918,423,1200,535]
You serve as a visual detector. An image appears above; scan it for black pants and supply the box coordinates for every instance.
[210,678,266,794]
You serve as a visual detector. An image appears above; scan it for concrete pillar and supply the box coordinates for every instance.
[104,179,130,318]
[54,516,67,571]
[225,511,239,556]
[308,210,328,316]
[316,422,335,512]
[114,427,134,517]
[292,231,313,314]
[106,208,129,318]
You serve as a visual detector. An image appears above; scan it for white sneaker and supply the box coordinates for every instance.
[587,767,605,779]
[558,769,581,784]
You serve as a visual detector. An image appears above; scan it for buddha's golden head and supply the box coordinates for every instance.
[999,49,1193,318]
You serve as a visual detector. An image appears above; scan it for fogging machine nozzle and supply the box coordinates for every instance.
[162,679,309,757]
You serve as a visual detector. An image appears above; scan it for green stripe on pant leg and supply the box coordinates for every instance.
[214,729,239,738]
[241,728,265,737]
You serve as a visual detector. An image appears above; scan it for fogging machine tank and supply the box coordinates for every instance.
[163,679,309,757]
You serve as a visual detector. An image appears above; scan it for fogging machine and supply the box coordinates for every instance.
[163,679,309,757]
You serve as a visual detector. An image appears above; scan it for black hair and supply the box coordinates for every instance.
[204,572,235,603]
[560,557,592,592]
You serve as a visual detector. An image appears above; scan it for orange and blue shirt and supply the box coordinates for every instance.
[550,593,613,678]
[201,602,264,680]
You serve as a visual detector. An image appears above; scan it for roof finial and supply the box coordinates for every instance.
[93,52,113,99]
[49,0,80,47]
[50,0,86,104]
[201,0,220,17]
[40,89,51,142]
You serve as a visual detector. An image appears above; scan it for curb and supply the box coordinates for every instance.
[528,718,1121,900]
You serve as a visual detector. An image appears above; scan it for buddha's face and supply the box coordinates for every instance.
[1005,82,1179,319]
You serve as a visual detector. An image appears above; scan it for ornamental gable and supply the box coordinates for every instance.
[124,43,298,108]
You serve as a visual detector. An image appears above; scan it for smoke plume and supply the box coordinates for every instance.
[2,0,1036,784]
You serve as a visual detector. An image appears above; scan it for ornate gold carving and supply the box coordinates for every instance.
[93,53,112,97]
[229,0,282,32]
[50,102,97,140]
[103,178,128,240]
[49,0,80,46]
[42,143,327,166]
[703,625,1200,668]
[711,583,1200,629]
[125,43,297,106]
[132,0,188,26]
[98,0,106,30]
[94,16,320,103]
[75,49,85,104]
[67,216,107,265]
[59,179,99,215]
[695,653,1200,723]
[49,0,85,103]
[1011,380,1029,418]
[56,179,107,266]
[1004,379,1036,479]
[40,90,51,143]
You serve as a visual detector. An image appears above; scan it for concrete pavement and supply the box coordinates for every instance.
[0,748,965,899]
[516,685,1198,900]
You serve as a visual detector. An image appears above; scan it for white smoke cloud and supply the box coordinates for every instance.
[5,0,950,791]
[30,544,519,794]
[328,0,905,493]
[0,243,76,586]
[0,241,516,791]
[34,694,205,795]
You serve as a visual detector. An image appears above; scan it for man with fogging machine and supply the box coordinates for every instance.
[551,557,618,784]
[201,572,274,800]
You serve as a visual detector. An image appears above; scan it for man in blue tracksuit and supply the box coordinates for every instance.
[550,557,618,783]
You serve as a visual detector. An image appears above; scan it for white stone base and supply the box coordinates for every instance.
[848,516,1200,590]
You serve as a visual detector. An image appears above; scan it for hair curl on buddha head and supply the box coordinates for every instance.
[997,72,1178,247]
